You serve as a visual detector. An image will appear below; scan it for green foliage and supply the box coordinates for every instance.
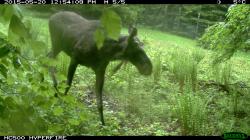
[0,5,95,135]
[153,52,162,84]
[172,91,209,135]
[0,64,8,78]
[57,53,70,76]
[23,5,228,39]
[0,45,11,58]
[212,62,232,86]
[170,47,204,92]
[8,15,29,39]
[0,5,22,23]
[197,22,224,49]
[111,5,144,26]
[198,5,250,63]
[95,9,121,49]
[138,5,228,38]
[101,9,121,40]
[95,28,105,50]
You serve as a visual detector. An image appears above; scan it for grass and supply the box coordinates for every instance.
[2,10,250,135]
[108,26,250,135]
[138,26,197,48]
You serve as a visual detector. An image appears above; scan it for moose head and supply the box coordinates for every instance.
[124,27,152,75]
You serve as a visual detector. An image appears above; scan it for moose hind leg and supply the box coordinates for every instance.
[64,59,78,95]
[95,67,107,125]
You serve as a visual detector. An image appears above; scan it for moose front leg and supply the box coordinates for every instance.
[95,66,107,125]
[64,59,78,95]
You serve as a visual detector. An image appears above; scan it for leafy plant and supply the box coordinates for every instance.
[198,5,250,63]
[0,5,94,135]
[95,9,121,49]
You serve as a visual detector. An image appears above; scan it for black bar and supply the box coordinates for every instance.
[121,0,241,4]
[0,0,249,4]
[1,136,250,140]
[0,136,227,140]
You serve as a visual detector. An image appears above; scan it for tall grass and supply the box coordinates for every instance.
[170,47,204,93]
[153,51,162,84]
[57,53,70,76]
[213,61,232,86]
[172,89,209,135]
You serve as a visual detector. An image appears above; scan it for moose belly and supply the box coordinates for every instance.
[73,49,101,69]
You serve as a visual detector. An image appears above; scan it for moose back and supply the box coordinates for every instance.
[48,11,152,125]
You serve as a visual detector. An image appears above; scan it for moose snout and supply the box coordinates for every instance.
[138,62,152,76]
[131,54,153,76]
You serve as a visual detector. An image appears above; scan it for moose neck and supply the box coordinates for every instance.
[100,36,128,61]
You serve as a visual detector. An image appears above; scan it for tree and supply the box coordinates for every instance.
[198,5,250,63]
[138,5,229,38]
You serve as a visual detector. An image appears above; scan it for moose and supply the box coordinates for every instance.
[48,11,152,125]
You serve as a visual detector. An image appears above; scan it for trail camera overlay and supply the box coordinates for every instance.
[0,4,249,136]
